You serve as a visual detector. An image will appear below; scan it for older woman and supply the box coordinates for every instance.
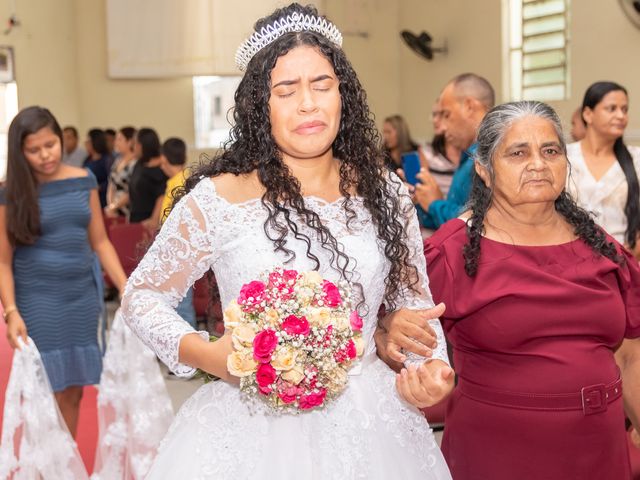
[567,81,640,257]
[377,101,640,479]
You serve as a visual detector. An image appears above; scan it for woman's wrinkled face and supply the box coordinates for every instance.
[382,121,398,150]
[23,127,63,180]
[583,90,628,140]
[268,45,341,161]
[478,116,567,207]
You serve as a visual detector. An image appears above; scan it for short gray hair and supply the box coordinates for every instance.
[451,73,495,111]
[475,101,566,180]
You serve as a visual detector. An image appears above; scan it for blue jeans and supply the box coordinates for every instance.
[176,287,196,329]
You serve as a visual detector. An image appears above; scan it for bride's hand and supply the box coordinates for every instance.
[395,359,454,409]
[379,304,445,363]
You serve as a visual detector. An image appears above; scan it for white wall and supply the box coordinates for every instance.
[3,0,639,151]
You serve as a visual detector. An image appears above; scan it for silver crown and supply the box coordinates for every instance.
[235,12,343,71]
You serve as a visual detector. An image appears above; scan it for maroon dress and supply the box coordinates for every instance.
[425,219,640,480]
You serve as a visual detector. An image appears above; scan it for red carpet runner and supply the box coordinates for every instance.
[0,311,98,474]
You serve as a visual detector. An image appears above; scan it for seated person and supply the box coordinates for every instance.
[415,73,494,230]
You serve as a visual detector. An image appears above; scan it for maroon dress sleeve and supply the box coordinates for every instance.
[618,247,640,338]
[423,219,466,319]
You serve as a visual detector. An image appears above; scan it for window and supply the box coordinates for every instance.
[193,76,242,149]
[0,82,18,181]
[506,0,570,102]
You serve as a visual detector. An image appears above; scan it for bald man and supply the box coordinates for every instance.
[415,73,494,229]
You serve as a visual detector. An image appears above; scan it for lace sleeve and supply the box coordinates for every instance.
[389,174,451,368]
[120,190,216,377]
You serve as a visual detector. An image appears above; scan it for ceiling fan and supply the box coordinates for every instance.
[619,0,640,29]
[400,30,447,61]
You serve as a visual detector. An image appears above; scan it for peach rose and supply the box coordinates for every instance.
[353,336,364,357]
[281,365,305,385]
[302,270,323,287]
[231,324,256,350]
[271,346,298,371]
[307,307,332,327]
[227,350,257,377]
[327,366,348,391]
[223,300,243,328]
[264,308,280,328]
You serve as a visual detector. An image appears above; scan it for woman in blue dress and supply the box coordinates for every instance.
[0,106,127,437]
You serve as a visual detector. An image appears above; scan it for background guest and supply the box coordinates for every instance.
[569,106,586,142]
[104,126,137,219]
[382,114,419,170]
[61,126,87,168]
[128,127,167,224]
[158,136,195,329]
[566,81,640,257]
[83,128,111,208]
[419,100,461,197]
[0,106,127,437]
[414,73,494,230]
[104,128,116,157]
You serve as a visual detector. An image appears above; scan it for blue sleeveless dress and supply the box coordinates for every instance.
[0,175,102,391]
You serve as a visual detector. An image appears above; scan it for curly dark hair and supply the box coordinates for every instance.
[463,101,623,276]
[175,3,419,308]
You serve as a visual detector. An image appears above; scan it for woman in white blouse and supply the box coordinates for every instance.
[567,81,640,256]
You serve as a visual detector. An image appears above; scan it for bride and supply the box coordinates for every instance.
[121,3,453,478]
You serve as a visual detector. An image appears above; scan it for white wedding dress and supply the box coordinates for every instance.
[121,175,452,479]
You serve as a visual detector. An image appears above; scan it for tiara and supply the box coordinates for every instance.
[235,12,343,71]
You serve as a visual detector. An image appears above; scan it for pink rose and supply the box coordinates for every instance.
[256,362,277,387]
[258,384,272,396]
[282,269,298,282]
[238,280,267,309]
[322,280,342,307]
[253,329,278,363]
[334,340,357,363]
[298,389,327,410]
[282,315,310,336]
[350,311,363,331]
[346,339,357,359]
[277,383,299,404]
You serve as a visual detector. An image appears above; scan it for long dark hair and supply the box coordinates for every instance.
[582,81,638,248]
[382,114,419,169]
[463,101,622,276]
[136,128,161,164]
[5,106,63,246]
[176,3,418,308]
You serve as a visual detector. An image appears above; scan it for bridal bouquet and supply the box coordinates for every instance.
[224,268,364,412]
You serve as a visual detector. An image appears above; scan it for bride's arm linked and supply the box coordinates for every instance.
[120,190,235,383]
[376,175,454,407]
